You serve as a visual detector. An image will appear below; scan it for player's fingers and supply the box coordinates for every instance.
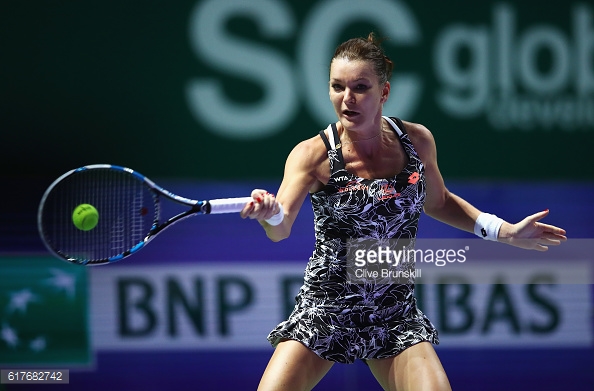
[529,235,566,251]
[262,192,278,217]
[533,243,549,252]
[538,223,567,238]
[524,209,549,225]
[539,233,566,245]
[248,189,268,217]
[240,200,255,219]
[251,188,267,201]
[247,189,280,221]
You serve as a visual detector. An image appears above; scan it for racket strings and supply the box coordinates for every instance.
[109,173,149,255]
[110,174,130,255]
[131,183,147,245]
[40,168,157,264]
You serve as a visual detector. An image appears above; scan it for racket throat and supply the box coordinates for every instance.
[197,201,211,214]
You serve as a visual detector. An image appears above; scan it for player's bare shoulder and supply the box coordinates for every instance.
[289,133,328,166]
[401,120,437,161]
[401,121,434,144]
[286,131,330,188]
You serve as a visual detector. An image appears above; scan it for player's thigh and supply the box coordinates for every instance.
[366,342,451,391]
[257,339,334,391]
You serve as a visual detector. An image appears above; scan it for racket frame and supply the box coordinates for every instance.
[38,164,252,265]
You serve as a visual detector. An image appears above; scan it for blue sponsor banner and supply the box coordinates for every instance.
[1,180,593,390]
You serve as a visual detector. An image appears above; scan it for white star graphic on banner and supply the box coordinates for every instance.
[6,289,40,315]
[44,268,77,300]
[30,336,47,352]
[1,323,19,348]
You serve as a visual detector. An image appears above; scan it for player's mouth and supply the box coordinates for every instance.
[342,109,360,118]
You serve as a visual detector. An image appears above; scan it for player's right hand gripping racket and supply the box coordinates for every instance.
[38,164,253,266]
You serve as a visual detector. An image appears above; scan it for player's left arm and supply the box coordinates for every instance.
[404,121,567,251]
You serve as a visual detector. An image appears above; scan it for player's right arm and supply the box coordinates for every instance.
[241,135,328,242]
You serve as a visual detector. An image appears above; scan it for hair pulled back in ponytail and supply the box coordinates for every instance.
[331,32,393,84]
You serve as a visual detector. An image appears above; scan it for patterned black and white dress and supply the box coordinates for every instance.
[267,116,438,364]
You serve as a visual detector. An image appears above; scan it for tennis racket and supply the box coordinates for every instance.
[38,164,253,266]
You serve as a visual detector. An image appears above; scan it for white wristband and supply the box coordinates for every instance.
[265,204,284,226]
[474,213,504,241]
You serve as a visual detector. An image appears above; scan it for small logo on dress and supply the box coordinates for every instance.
[338,180,369,193]
[408,172,420,185]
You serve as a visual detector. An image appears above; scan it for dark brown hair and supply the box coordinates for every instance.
[331,32,394,84]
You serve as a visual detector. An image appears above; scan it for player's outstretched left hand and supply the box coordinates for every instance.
[498,209,567,251]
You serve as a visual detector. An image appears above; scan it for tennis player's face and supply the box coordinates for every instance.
[329,58,387,130]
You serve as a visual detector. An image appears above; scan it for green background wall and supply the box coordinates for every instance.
[2,0,592,180]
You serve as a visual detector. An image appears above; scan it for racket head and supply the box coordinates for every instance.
[38,164,159,265]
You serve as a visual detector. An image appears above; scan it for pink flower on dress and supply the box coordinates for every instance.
[408,172,420,185]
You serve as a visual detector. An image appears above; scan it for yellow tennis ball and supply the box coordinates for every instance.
[72,204,99,231]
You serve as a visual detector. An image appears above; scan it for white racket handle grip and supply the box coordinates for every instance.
[208,197,253,214]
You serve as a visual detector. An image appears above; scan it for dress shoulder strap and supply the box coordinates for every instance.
[383,116,406,137]
[318,123,345,173]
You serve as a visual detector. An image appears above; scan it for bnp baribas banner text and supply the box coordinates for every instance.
[89,261,591,351]
[3,0,593,179]
[0,254,591,363]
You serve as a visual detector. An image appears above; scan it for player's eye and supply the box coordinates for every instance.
[331,83,344,92]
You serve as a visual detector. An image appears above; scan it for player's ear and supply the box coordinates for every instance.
[380,81,390,104]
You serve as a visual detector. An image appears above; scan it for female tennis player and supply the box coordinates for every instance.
[241,33,567,391]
